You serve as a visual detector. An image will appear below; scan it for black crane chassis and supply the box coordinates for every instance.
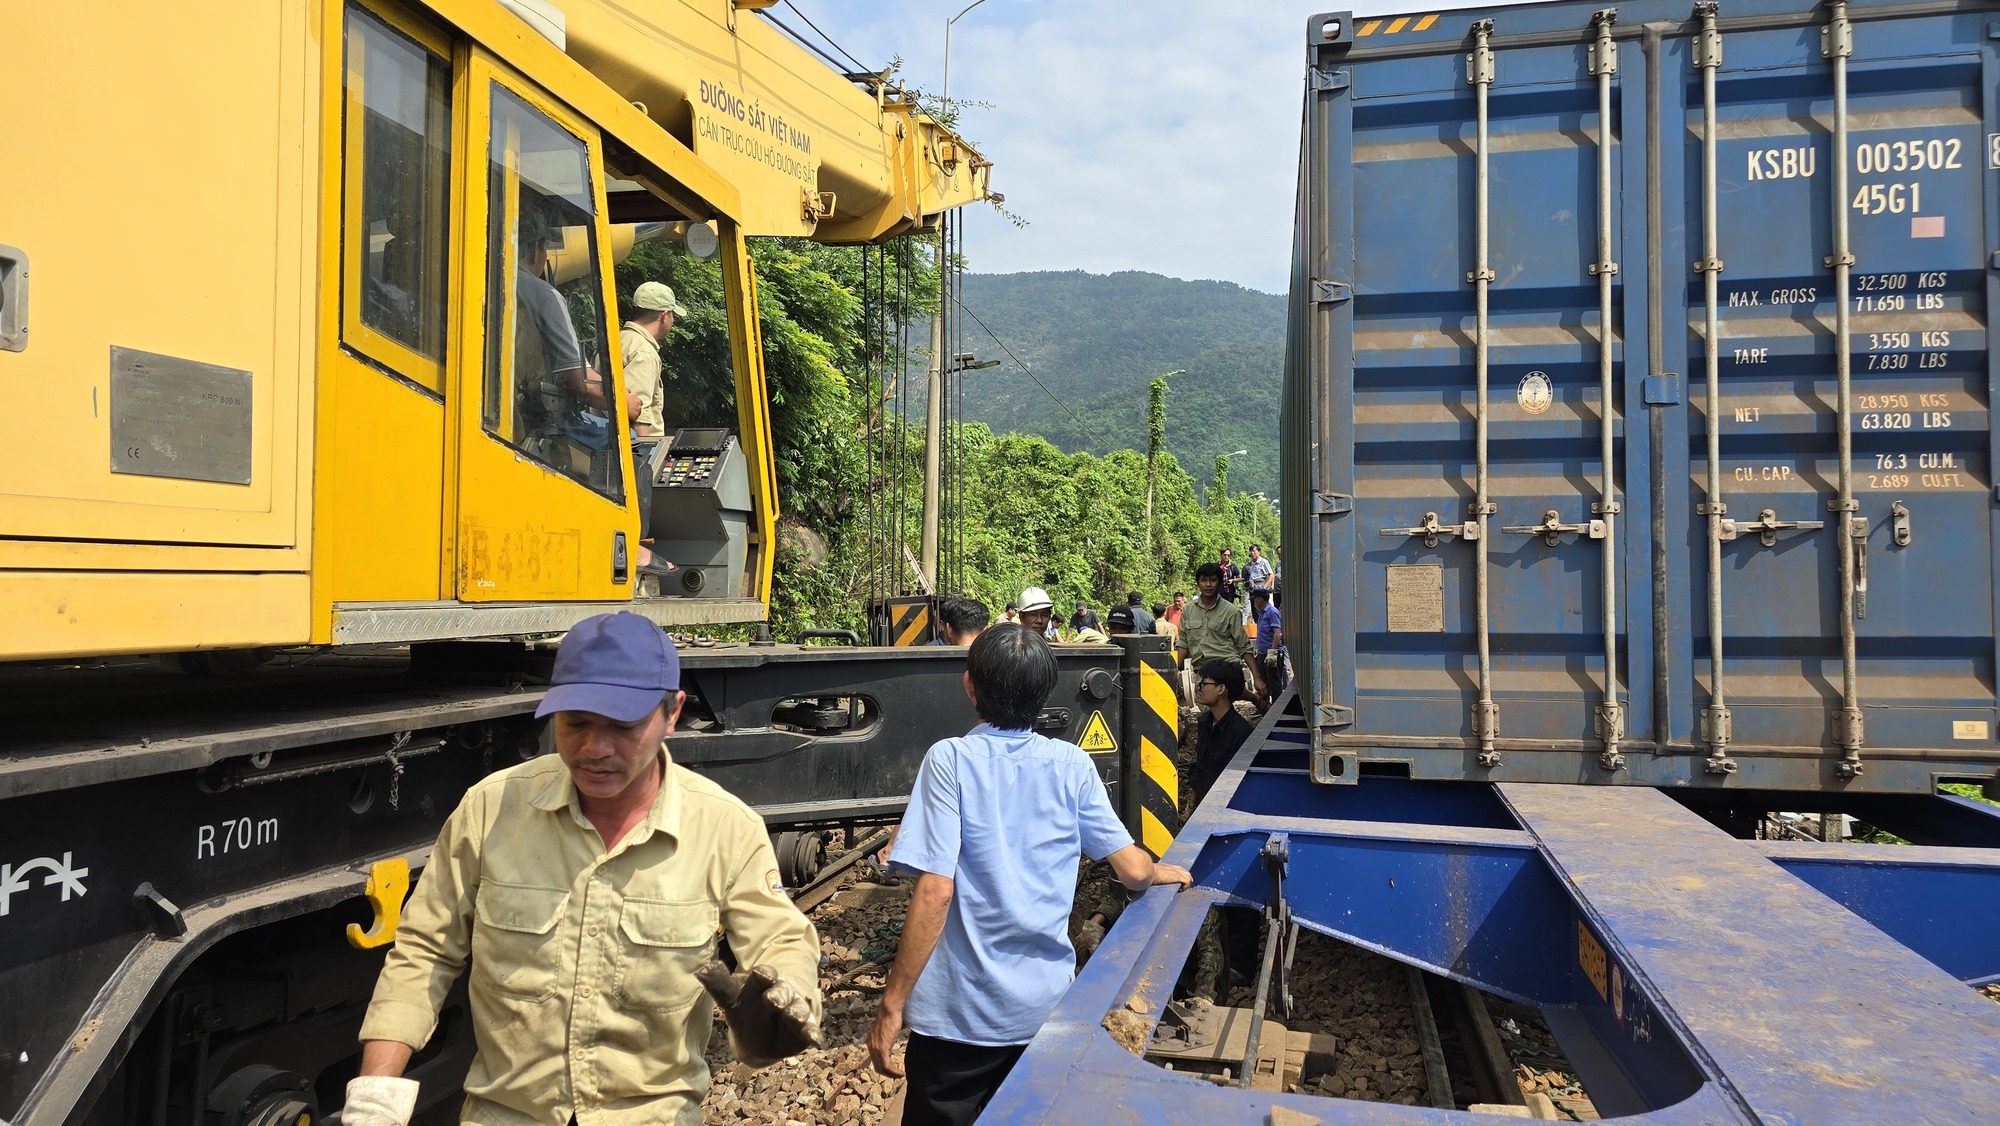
[0,639,1175,1126]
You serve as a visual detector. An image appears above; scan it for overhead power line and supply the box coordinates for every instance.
[957,302,1118,451]
[755,4,875,82]
[780,0,873,75]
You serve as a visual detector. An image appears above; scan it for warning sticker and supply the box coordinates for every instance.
[1578,919,1609,1002]
[1078,711,1118,753]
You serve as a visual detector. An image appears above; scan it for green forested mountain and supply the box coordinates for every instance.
[959,270,1285,498]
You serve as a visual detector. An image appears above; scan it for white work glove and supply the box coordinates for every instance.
[341,1076,420,1126]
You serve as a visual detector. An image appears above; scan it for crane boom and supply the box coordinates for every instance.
[553,0,991,240]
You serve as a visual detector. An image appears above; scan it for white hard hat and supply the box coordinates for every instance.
[1018,587,1054,613]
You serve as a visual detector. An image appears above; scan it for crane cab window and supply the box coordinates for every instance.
[610,215,738,442]
[482,85,624,503]
[339,5,451,392]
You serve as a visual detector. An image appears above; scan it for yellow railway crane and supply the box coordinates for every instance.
[0,0,989,661]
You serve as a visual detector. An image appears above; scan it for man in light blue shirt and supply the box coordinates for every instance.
[867,625,1192,1125]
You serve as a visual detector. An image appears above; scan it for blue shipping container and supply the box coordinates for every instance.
[1283,0,2000,792]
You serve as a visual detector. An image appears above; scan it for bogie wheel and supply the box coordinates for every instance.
[773,830,824,888]
[206,1065,319,1126]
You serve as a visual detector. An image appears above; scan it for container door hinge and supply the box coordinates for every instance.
[1692,2,1723,69]
[1315,704,1354,728]
[1701,704,1737,774]
[1588,10,1619,75]
[1312,279,1352,304]
[1312,491,1353,514]
[1311,67,1351,92]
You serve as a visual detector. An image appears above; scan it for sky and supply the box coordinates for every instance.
[792,0,1503,294]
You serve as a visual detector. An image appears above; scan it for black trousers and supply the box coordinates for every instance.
[902,1032,1028,1126]
[632,438,662,540]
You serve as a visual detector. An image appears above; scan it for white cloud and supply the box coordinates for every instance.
[799,0,1527,292]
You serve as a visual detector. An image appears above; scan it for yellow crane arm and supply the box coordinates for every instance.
[555,0,991,241]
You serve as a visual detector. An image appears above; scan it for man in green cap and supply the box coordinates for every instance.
[622,281,689,577]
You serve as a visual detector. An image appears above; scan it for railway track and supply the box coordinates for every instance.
[788,826,897,913]
[1136,914,1591,1115]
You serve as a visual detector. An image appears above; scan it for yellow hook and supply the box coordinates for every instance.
[345,858,410,950]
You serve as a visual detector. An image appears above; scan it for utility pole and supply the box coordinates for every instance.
[924,0,994,591]
[920,328,997,588]
[919,279,945,590]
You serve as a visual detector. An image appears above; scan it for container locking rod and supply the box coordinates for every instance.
[1694,1,1735,775]
[1467,17,1501,766]
[1824,0,1865,778]
[1591,7,1624,771]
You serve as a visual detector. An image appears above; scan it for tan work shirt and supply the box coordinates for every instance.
[359,753,821,1126]
[621,321,664,435]
[1179,595,1254,669]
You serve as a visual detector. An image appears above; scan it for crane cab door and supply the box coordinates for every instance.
[451,57,635,602]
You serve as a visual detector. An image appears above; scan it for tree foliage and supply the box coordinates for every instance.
[616,240,1279,639]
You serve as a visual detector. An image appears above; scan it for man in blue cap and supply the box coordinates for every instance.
[344,612,821,1126]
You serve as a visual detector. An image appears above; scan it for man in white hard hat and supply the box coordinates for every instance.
[1016,587,1059,640]
[622,282,689,578]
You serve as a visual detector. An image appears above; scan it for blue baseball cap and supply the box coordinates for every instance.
[536,612,680,721]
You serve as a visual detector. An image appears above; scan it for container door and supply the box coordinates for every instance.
[1320,31,1641,770]
[1677,11,1998,776]
[452,57,636,602]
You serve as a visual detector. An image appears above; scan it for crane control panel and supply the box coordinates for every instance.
[649,428,751,597]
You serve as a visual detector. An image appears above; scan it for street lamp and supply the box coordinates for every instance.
[946,352,1000,374]
[943,0,995,112]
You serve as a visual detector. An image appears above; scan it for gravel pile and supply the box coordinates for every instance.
[1254,929,1433,1105]
[700,862,913,1124]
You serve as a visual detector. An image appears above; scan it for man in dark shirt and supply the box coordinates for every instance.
[1249,588,1286,695]
[1068,600,1102,635]
[1123,592,1156,636]
[1188,659,1254,811]
[1217,549,1243,605]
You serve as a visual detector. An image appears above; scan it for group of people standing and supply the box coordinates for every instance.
[337,542,1290,1126]
[338,612,1191,1126]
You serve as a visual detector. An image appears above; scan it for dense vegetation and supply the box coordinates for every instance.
[618,241,1281,638]
[958,270,1286,498]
